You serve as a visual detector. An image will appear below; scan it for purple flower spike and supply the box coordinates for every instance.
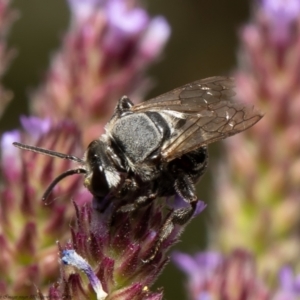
[214,0,300,277]
[32,0,170,144]
[262,0,300,23]
[173,250,270,300]
[0,119,89,294]
[279,267,295,291]
[62,249,107,300]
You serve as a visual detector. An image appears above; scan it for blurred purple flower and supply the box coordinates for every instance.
[0,117,90,295]
[173,251,222,277]
[138,16,171,60]
[173,250,270,300]
[274,267,300,300]
[212,0,300,279]
[261,0,300,43]
[106,0,148,34]
[20,115,51,140]
[31,0,170,145]
[68,0,102,21]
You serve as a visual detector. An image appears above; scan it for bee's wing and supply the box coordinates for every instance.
[132,76,263,162]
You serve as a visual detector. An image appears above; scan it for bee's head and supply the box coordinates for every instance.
[13,138,122,203]
[83,139,120,198]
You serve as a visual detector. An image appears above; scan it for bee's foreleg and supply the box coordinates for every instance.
[143,174,198,263]
[117,191,157,213]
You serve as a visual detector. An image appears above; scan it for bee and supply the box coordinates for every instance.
[13,76,262,261]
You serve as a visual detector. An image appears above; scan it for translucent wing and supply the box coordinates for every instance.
[131,76,263,162]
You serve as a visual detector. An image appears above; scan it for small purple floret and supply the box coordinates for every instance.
[67,0,102,21]
[20,116,51,140]
[62,249,107,300]
[262,0,300,43]
[170,195,206,217]
[197,292,211,300]
[172,252,200,276]
[262,0,300,23]
[172,251,222,277]
[274,267,300,299]
[106,0,149,35]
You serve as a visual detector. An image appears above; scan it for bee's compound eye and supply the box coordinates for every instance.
[89,166,110,198]
[85,140,111,198]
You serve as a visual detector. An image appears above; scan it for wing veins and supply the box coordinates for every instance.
[162,117,201,160]
[129,76,263,162]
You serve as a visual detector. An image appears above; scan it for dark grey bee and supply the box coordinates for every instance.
[13,76,263,261]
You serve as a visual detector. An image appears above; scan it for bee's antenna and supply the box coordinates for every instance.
[42,168,87,204]
[13,142,84,164]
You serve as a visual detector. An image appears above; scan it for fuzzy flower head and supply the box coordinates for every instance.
[212,0,300,278]
[61,249,107,300]
[32,0,170,144]
[173,250,270,300]
[45,198,206,300]
[174,250,300,300]
[0,117,90,295]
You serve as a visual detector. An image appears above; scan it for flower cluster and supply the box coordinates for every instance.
[173,250,300,300]
[31,0,170,144]
[209,0,300,277]
[0,0,205,298]
[172,0,300,298]
[3,0,300,299]
[0,117,89,295]
[46,199,205,300]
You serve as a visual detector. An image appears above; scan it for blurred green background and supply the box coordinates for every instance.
[0,0,249,298]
